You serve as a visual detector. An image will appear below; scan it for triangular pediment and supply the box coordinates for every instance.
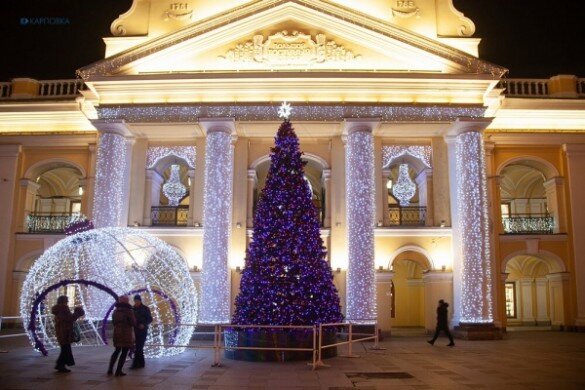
[78,0,505,79]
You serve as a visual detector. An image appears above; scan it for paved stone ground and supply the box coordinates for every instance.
[1,331,585,389]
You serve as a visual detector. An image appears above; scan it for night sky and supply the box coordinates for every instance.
[0,0,584,80]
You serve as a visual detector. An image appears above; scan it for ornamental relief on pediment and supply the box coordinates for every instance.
[219,30,361,67]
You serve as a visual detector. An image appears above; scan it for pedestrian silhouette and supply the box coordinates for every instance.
[427,299,455,347]
[108,296,137,376]
[51,295,84,373]
[130,294,152,369]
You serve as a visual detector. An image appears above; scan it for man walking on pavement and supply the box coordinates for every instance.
[428,299,455,347]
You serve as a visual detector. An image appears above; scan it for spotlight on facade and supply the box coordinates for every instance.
[78,186,84,196]
[386,179,393,189]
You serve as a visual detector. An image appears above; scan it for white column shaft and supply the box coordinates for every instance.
[450,127,494,324]
[200,128,234,323]
[93,132,133,228]
[345,127,376,322]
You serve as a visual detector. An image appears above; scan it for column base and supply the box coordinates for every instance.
[454,323,503,340]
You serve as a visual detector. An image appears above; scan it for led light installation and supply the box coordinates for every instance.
[146,146,196,169]
[93,132,129,227]
[345,126,376,323]
[382,145,432,168]
[392,163,416,206]
[162,164,187,206]
[20,227,198,357]
[200,127,233,324]
[455,131,493,323]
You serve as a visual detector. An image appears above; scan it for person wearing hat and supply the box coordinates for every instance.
[131,294,152,369]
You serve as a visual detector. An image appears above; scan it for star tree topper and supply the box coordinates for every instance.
[278,101,292,120]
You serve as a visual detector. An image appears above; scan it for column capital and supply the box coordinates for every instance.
[546,272,570,282]
[145,169,165,184]
[91,119,133,137]
[247,169,257,181]
[19,179,40,192]
[444,117,494,138]
[342,118,380,136]
[500,272,510,282]
[0,145,22,157]
[422,271,453,282]
[544,176,564,189]
[563,143,585,157]
[199,118,236,136]
[322,169,331,180]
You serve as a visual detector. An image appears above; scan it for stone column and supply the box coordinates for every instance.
[446,118,499,338]
[547,272,569,329]
[344,119,377,323]
[0,145,21,315]
[91,120,134,228]
[422,271,453,332]
[85,144,97,220]
[382,169,392,226]
[415,168,434,227]
[322,169,332,228]
[142,170,164,226]
[375,271,394,335]
[543,177,566,233]
[246,169,256,228]
[535,278,550,325]
[199,119,235,324]
[187,169,196,227]
[563,144,585,328]
[20,179,40,231]
[519,278,535,325]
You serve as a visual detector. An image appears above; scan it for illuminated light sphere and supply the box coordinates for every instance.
[20,227,198,358]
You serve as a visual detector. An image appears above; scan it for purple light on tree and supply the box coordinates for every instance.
[232,118,343,326]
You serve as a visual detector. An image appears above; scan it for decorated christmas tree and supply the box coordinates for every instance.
[233,104,343,326]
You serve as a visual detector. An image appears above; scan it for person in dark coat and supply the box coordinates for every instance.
[130,294,152,369]
[108,296,137,376]
[51,295,85,373]
[427,299,455,346]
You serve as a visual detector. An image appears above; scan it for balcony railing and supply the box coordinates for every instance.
[0,79,86,100]
[151,206,189,226]
[498,79,549,97]
[502,214,554,234]
[386,206,426,226]
[26,212,78,233]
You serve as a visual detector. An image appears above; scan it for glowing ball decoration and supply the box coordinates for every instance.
[20,227,198,358]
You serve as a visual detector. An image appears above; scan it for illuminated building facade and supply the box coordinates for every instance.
[2,0,585,336]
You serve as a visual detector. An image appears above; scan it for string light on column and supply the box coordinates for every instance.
[19,227,198,358]
[200,127,234,324]
[93,132,129,228]
[455,131,493,324]
[345,127,376,324]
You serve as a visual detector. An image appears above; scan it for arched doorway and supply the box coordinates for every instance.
[504,253,567,329]
[388,250,432,333]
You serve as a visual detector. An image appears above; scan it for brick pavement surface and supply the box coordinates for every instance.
[1,331,585,389]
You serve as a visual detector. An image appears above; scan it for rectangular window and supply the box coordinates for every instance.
[505,282,516,318]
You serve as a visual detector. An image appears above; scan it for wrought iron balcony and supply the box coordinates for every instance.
[26,212,77,233]
[386,206,427,226]
[151,205,189,226]
[502,214,554,234]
